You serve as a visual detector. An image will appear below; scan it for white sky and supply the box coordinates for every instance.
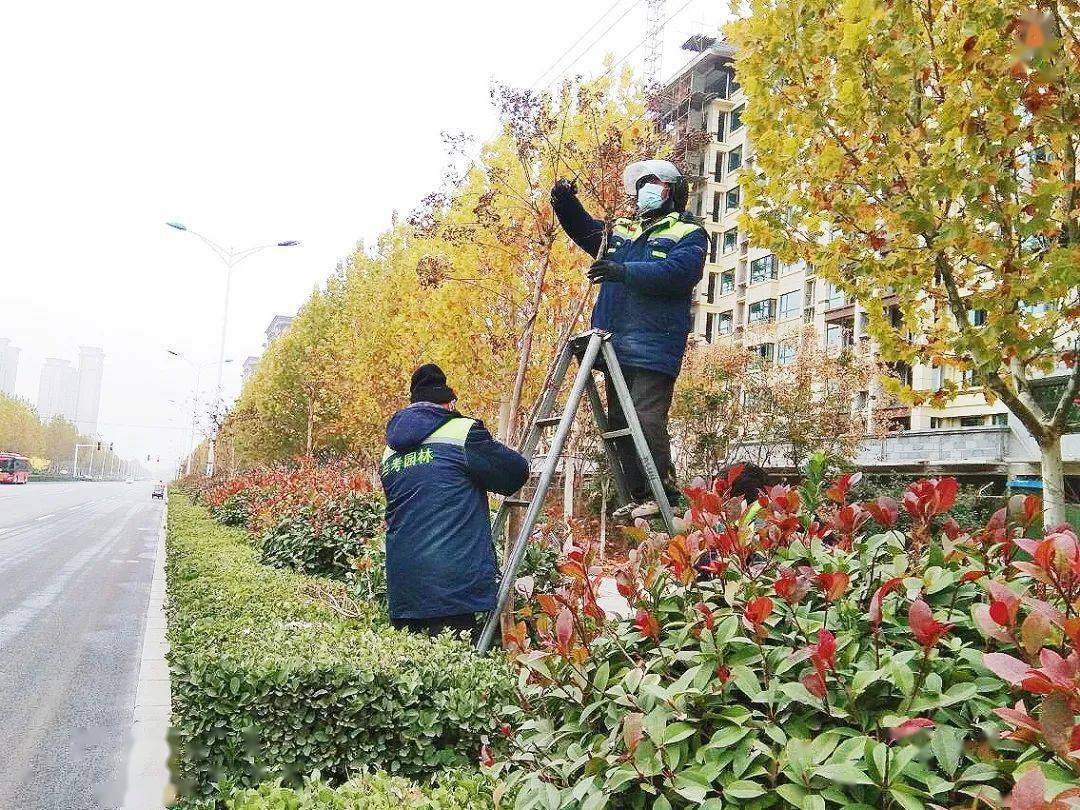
[0,0,725,471]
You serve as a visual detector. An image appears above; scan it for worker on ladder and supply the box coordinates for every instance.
[379,363,529,639]
[551,159,707,519]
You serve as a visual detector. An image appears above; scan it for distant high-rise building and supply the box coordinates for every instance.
[265,315,294,347]
[74,346,104,437]
[37,358,78,423]
[0,338,19,396]
[241,356,260,380]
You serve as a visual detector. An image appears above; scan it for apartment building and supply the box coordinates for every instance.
[0,338,19,397]
[659,36,1066,484]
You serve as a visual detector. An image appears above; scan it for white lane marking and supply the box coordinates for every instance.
[0,503,142,649]
[35,514,54,522]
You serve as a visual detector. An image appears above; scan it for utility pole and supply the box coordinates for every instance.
[167,351,232,476]
[165,222,299,477]
[72,443,95,479]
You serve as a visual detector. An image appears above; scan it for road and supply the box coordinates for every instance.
[0,481,164,810]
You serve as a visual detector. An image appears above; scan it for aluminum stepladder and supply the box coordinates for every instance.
[476,328,678,654]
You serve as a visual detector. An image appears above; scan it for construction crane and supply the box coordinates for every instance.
[643,0,666,85]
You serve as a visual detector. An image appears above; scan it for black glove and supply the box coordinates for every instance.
[588,259,626,285]
[550,178,578,206]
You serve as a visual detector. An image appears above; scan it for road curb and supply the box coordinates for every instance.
[121,496,173,810]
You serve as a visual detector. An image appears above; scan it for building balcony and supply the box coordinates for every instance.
[823,301,855,322]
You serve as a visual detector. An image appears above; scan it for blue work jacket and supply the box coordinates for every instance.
[553,196,707,377]
[379,403,528,620]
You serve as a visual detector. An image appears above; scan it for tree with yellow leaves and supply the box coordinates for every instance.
[730,0,1079,524]
[231,69,667,468]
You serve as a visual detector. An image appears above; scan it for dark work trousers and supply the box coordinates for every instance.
[604,365,678,503]
[390,613,481,641]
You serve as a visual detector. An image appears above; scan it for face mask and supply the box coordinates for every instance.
[636,182,667,214]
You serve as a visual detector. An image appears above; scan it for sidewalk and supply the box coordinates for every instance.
[122,500,173,810]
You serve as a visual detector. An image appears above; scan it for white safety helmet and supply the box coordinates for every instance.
[622,159,683,195]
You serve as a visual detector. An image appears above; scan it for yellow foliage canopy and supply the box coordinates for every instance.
[230,71,666,468]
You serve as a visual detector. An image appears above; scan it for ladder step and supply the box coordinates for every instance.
[602,428,632,440]
[535,415,563,428]
[503,498,532,508]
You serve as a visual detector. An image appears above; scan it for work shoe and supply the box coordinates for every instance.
[611,501,639,520]
[630,500,660,519]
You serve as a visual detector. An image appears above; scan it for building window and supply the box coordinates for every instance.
[777,341,797,366]
[706,272,717,303]
[717,110,726,142]
[930,417,946,429]
[968,309,987,326]
[730,104,744,133]
[752,343,775,361]
[821,280,847,308]
[930,365,943,391]
[727,145,743,173]
[708,232,718,263]
[722,228,737,255]
[704,312,716,342]
[718,310,733,334]
[991,412,1008,426]
[778,289,801,320]
[825,323,851,350]
[960,415,986,427]
[749,254,778,284]
[960,368,977,387]
[725,186,740,212]
[711,191,721,223]
[720,271,735,294]
[780,259,803,277]
[747,299,776,324]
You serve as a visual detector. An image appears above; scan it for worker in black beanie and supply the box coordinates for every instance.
[379,362,528,640]
[409,363,456,405]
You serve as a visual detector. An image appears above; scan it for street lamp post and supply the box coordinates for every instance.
[166,222,299,476]
[167,350,233,476]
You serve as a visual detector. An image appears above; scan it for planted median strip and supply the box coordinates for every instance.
[164,497,511,807]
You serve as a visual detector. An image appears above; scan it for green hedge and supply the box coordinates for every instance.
[223,769,496,809]
[166,498,513,801]
[259,492,385,581]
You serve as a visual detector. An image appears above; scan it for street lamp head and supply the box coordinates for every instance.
[277,240,301,247]
[166,221,188,231]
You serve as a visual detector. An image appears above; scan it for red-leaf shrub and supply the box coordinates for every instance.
[491,466,1080,808]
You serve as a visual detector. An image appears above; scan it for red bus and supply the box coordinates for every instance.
[0,453,31,484]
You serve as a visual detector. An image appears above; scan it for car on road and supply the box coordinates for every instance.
[152,483,166,500]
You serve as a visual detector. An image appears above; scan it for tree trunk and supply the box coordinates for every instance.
[306,397,316,457]
[500,508,524,644]
[496,398,512,445]
[506,251,553,444]
[1038,433,1067,529]
[562,453,576,526]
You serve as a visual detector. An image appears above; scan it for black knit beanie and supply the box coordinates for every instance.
[409,363,456,404]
